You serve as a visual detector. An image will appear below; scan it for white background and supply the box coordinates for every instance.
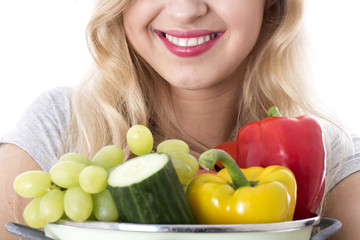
[0,0,359,137]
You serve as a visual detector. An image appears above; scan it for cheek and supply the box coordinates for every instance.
[220,1,265,40]
[123,12,139,48]
[235,13,263,38]
[226,12,264,61]
[123,3,159,50]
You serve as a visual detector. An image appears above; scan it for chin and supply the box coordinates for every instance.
[164,75,215,90]
[170,81,214,91]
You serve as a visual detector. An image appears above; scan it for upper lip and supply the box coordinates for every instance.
[154,29,223,38]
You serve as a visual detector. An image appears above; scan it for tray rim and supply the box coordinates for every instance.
[46,215,321,233]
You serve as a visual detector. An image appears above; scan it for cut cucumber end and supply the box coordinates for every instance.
[108,153,169,187]
[108,152,197,224]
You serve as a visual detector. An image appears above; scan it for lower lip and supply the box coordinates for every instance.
[156,32,223,58]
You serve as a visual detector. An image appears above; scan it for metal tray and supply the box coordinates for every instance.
[5,216,341,240]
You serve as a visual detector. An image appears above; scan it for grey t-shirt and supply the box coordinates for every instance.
[1,87,360,192]
[0,87,71,172]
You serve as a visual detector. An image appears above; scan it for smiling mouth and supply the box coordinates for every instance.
[155,30,223,57]
[160,32,219,47]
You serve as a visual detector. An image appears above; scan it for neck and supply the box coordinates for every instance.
[170,83,239,154]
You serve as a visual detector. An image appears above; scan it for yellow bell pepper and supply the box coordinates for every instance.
[186,149,297,224]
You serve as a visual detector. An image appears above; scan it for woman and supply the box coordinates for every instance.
[1,0,359,239]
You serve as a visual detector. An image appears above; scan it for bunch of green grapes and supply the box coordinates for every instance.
[14,124,199,228]
[13,145,123,228]
[126,125,199,186]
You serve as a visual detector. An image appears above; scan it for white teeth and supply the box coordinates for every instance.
[187,38,198,47]
[205,34,210,42]
[164,33,217,47]
[178,38,187,47]
[197,37,205,45]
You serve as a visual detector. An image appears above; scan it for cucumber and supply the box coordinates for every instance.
[108,152,197,224]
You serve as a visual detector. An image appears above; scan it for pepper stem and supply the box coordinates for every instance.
[268,106,282,117]
[198,149,250,190]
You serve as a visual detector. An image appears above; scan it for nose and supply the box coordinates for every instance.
[166,0,208,24]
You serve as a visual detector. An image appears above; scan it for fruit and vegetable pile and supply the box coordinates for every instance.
[13,107,326,229]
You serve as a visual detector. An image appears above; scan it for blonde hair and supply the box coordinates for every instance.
[241,0,312,120]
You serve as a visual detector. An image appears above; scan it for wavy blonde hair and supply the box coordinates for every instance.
[69,0,337,161]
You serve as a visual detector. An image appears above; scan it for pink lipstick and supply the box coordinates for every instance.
[155,30,224,58]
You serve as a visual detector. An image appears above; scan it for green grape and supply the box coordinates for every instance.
[14,171,51,198]
[92,145,123,170]
[64,186,93,222]
[172,158,194,185]
[92,189,119,222]
[49,161,87,188]
[157,139,190,155]
[79,165,108,194]
[169,151,199,176]
[126,125,154,155]
[58,152,92,165]
[40,188,64,222]
[23,197,48,228]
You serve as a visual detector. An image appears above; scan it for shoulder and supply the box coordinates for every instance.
[320,119,360,191]
[32,86,72,111]
[25,86,73,127]
[319,118,354,149]
[0,86,74,171]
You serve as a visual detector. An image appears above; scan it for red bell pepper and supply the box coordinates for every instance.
[216,107,325,220]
